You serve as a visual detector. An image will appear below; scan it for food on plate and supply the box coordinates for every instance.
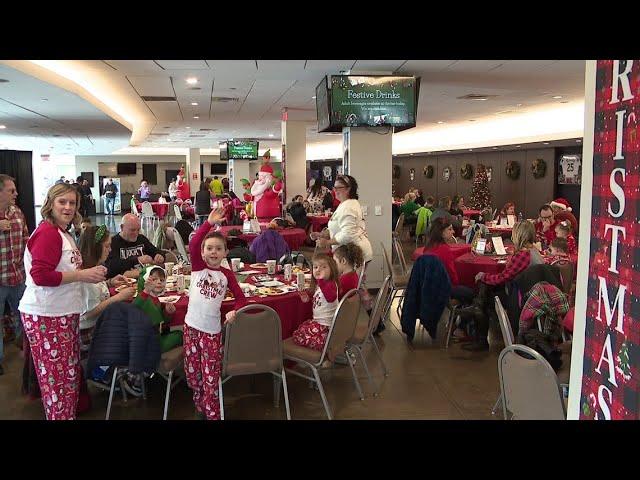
[158,296,180,304]
[250,263,269,269]
[292,266,310,274]
[256,287,286,296]
[223,289,235,301]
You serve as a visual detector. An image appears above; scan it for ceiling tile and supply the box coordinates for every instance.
[155,60,210,70]
[128,76,174,97]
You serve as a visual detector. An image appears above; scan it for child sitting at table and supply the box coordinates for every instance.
[554,220,577,255]
[132,265,183,353]
[292,253,340,352]
[333,243,364,299]
[546,237,571,265]
[184,208,247,420]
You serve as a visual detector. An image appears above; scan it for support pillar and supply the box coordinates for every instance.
[343,127,393,288]
[281,118,307,202]
[187,148,201,197]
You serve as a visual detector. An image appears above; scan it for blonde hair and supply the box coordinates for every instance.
[40,183,82,227]
[511,221,536,250]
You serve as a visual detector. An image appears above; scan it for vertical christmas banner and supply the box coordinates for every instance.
[579,60,640,420]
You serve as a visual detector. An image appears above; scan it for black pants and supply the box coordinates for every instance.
[475,283,508,341]
[451,285,474,305]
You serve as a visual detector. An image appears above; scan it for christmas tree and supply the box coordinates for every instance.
[469,164,492,210]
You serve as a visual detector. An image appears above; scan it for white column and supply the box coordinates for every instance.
[229,159,252,195]
[281,119,307,202]
[187,148,201,197]
[344,126,392,288]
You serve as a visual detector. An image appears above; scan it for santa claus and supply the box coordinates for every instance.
[176,166,191,201]
[250,149,283,219]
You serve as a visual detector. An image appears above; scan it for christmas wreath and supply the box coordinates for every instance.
[460,163,473,180]
[392,165,401,179]
[531,158,547,178]
[423,165,434,178]
[505,160,520,180]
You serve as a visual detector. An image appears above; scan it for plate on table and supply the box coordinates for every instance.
[292,266,310,274]
[250,263,269,269]
[158,295,180,304]
[115,285,135,293]
[261,280,284,287]
[256,287,288,296]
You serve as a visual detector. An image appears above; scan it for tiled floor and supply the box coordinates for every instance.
[0,226,505,420]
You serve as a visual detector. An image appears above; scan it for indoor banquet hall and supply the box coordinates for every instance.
[0,59,635,421]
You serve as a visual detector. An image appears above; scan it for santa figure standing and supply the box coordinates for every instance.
[176,165,191,201]
[250,149,283,219]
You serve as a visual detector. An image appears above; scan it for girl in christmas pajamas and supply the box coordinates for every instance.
[184,208,246,420]
[18,184,107,420]
[292,253,340,352]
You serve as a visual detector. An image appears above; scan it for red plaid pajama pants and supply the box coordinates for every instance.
[20,313,81,420]
[292,319,329,351]
[183,324,223,420]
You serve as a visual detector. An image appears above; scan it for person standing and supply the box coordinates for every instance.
[168,179,178,201]
[18,183,107,419]
[0,175,30,375]
[55,176,66,185]
[103,178,118,216]
[209,176,224,197]
[195,181,213,226]
[80,179,93,217]
[138,180,151,201]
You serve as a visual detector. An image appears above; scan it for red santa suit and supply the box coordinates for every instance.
[250,164,283,220]
[176,168,191,201]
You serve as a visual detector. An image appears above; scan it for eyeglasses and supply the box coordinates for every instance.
[540,214,553,220]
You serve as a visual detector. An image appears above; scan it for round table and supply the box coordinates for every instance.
[137,201,169,218]
[454,252,507,288]
[307,214,331,232]
[217,225,307,251]
[412,243,471,261]
[487,225,513,237]
[463,209,481,217]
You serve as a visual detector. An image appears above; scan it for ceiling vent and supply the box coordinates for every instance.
[0,79,8,83]
[189,134,206,138]
[199,128,217,131]
[187,87,201,91]
[141,96,177,102]
[149,132,170,136]
[211,96,239,103]
[456,94,498,101]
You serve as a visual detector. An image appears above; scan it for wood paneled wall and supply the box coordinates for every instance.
[392,147,556,219]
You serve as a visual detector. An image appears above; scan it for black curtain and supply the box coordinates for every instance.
[0,150,35,232]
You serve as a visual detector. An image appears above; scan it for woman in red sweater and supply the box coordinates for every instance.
[424,218,474,306]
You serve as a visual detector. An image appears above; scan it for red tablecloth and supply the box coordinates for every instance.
[454,252,507,288]
[463,209,481,217]
[217,225,307,251]
[487,225,513,237]
[412,243,471,261]
[307,214,331,232]
[137,201,169,218]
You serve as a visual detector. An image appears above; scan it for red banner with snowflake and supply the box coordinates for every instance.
[579,60,639,420]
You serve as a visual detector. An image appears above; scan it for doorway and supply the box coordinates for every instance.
[165,169,180,190]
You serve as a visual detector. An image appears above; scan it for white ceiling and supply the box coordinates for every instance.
[0,64,130,154]
[0,60,586,155]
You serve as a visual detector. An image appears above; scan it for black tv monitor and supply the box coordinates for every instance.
[211,163,227,175]
[117,163,137,175]
[227,140,259,160]
[219,142,228,161]
[316,75,420,133]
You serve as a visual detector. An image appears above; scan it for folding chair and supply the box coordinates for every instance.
[381,242,409,323]
[168,226,190,264]
[173,203,183,221]
[219,304,291,420]
[357,260,371,290]
[346,275,393,396]
[492,296,515,418]
[498,344,567,420]
[130,197,140,216]
[392,234,409,276]
[283,289,362,419]
[141,201,159,236]
[394,213,407,242]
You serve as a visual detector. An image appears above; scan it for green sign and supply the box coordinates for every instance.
[330,76,416,129]
[228,140,258,159]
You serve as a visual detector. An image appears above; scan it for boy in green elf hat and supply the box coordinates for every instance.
[132,265,183,352]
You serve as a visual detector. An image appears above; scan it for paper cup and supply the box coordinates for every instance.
[231,258,241,272]
[266,260,276,275]
[164,262,175,276]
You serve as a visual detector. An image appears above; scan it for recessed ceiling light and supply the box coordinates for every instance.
[492,147,498,150]
[543,142,550,145]
[186,77,198,85]
[552,95,563,99]
[312,96,316,99]
[0,125,6,129]
[193,115,199,119]
[469,149,473,151]
[41,98,48,102]
[437,121,444,124]
[185,126,191,129]
[191,102,198,106]
[446,150,451,153]
[268,134,274,137]
[409,153,413,156]
[516,145,521,147]
[576,139,582,143]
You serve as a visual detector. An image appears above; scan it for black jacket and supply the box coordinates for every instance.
[195,190,212,216]
[104,182,118,198]
[87,302,161,374]
[105,233,161,277]
[288,202,310,229]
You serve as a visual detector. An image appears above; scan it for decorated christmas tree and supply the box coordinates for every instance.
[469,164,491,210]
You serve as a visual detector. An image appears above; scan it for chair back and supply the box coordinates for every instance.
[357,260,371,289]
[130,197,139,214]
[141,201,155,218]
[381,241,393,277]
[173,203,183,220]
[498,344,566,420]
[222,304,283,377]
[321,289,361,363]
[366,275,392,338]
[169,226,189,263]
[393,235,408,274]
[494,296,515,347]
[394,213,405,236]
[555,261,574,296]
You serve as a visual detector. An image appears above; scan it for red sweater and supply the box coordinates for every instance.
[339,271,359,298]
[424,243,459,285]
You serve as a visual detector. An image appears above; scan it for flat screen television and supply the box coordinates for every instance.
[219,142,228,161]
[117,163,137,175]
[227,140,259,160]
[316,75,420,133]
[211,163,227,175]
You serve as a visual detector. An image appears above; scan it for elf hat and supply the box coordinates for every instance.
[137,265,166,292]
[550,198,572,212]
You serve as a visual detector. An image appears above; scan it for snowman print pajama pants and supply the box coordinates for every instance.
[184,324,223,420]
[20,313,81,420]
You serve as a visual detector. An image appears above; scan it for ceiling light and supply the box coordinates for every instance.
[552,95,563,99]
[0,125,6,129]
[437,121,444,124]
[193,115,199,119]
[191,102,198,106]
[312,96,316,99]
[492,147,498,150]
[516,103,523,107]
[543,142,550,145]
[446,150,451,153]
[469,149,473,151]
[269,134,274,137]
[185,126,191,129]
[41,98,48,102]
[186,77,198,85]
[576,139,582,143]
[516,145,521,147]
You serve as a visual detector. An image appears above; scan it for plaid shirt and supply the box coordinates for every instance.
[0,205,29,286]
[518,281,569,338]
[483,249,530,286]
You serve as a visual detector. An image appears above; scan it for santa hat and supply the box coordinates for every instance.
[260,163,274,174]
[550,198,572,212]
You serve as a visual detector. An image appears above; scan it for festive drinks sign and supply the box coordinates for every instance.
[580,60,639,420]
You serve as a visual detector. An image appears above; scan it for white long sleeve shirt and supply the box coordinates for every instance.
[327,199,373,262]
